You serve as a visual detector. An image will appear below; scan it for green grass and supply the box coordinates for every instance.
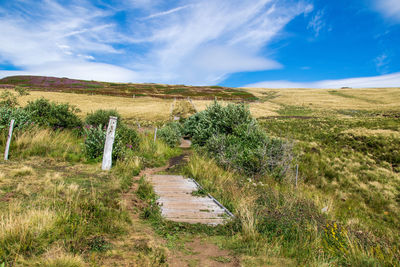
[0,125,181,266]
[276,105,313,116]
[259,111,400,265]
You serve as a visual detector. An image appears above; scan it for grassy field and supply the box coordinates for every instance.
[245,87,400,115]
[1,85,400,266]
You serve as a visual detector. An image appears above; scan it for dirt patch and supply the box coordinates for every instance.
[0,192,14,202]
[168,152,190,168]
[168,238,239,267]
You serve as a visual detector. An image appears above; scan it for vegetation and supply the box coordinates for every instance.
[184,101,292,177]
[83,109,140,161]
[24,98,82,129]
[85,109,121,127]
[0,96,180,265]
[158,122,183,147]
[0,75,257,101]
[1,85,400,266]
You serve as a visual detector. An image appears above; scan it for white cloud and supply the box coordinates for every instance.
[244,72,400,88]
[373,0,400,22]
[0,0,312,85]
[375,53,389,73]
[0,61,141,83]
[142,5,192,20]
[307,10,326,37]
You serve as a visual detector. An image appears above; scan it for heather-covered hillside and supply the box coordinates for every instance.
[0,75,256,100]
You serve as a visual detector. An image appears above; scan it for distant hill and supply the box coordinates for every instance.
[0,75,257,101]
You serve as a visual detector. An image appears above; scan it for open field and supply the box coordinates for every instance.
[18,91,173,124]
[245,87,400,113]
[12,87,400,121]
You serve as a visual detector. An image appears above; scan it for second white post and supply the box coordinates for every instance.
[4,119,15,161]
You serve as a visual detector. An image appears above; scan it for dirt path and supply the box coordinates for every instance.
[119,144,239,266]
[169,238,240,267]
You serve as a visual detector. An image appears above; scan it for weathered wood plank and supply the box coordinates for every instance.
[149,174,232,225]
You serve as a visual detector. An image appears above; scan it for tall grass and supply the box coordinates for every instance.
[184,152,399,265]
[0,125,182,265]
[136,130,181,167]
[0,127,83,161]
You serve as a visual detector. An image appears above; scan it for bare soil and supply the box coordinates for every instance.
[168,238,240,267]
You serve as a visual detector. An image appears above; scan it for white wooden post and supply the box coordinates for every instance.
[188,97,197,112]
[4,119,15,161]
[102,116,118,171]
[295,164,299,187]
[154,127,157,142]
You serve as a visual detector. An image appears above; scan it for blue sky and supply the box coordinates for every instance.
[0,0,399,88]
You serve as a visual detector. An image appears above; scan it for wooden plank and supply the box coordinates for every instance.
[149,174,232,225]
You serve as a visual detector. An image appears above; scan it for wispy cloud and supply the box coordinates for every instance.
[142,5,192,20]
[375,53,390,74]
[0,0,312,84]
[372,0,400,22]
[244,72,400,88]
[307,10,326,37]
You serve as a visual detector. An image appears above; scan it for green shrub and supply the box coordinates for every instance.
[184,101,253,146]
[0,107,33,131]
[24,98,82,129]
[117,125,140,151]
[83,125,139,161]
[0,91,18,108]
[85,109,121,127]
[205,126,291,177]
[184,101,292,178]
[158,122,183,147]
[14,86,30,96]
[83,125,106,160]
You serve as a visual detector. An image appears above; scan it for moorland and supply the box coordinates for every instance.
[0,76,399,266]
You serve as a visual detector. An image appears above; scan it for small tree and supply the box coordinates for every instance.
[0,91,18,108]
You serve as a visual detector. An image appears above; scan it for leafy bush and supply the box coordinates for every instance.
[0,91,18,108]
[119,124,139,145]
[83,125,106,160]
[85,109,121,127]
[184,101,292,178]
[24,98,82,129]
[83,125,139,161]
[0,107,33,131]
[158,122,183,147]
[83,109,139,161]
[14,86,30,96]
[184,101,253,146]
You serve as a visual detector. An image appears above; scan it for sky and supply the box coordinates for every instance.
[0,0,399,88]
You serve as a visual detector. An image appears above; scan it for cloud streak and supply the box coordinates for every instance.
[0,0,312,84]
[307,10,326,37]
[372,0,400,22]
[244,72,400,88]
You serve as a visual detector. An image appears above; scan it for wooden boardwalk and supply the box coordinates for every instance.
[149,175,230,225]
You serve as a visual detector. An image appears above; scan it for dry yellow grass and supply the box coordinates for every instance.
[19,91,173,122]
[342,128,400,137]
[14,87,400,123]
[243,87,400,111]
